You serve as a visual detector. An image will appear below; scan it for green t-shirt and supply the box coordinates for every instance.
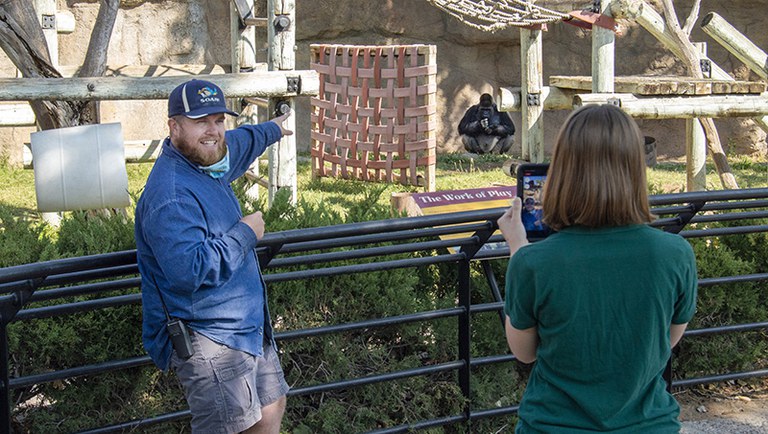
[505,225,697,433]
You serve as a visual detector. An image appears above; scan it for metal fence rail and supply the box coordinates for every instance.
[2,188,768,433]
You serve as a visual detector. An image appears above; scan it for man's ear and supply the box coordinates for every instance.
[168,117,180,138]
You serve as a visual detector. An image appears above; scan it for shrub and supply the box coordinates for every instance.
[5,191,768,432]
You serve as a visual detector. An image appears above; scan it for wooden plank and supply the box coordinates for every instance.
[24,139,164,168]
[574,93,768,118]
[0,70,319,101]
[549,75,766,95]
[497,86,574,112]
[0,103,36,126]
[702,12,768,81]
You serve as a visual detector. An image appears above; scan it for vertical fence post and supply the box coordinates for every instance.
[457,258,472,430]
[0,323,11,434]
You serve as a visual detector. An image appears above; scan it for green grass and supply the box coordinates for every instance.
[2,152,767,221]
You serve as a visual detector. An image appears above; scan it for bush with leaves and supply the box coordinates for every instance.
[5,192,768,432]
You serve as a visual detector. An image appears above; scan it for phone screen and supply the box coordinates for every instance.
[517,163,551,239]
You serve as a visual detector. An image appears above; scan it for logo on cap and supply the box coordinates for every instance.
[198,86,218,99]
[168,79,239,118]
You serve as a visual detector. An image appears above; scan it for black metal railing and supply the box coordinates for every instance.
[2,188,768,433]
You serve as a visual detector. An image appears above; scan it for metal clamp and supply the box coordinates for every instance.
[526,92,541,107]
[274,15,292,32]
[41,14,56,30]
[286,76,301,94]
[700,59,712,78]
[606,97,621,107]
[274,100,291,117]
[591,0,601,13]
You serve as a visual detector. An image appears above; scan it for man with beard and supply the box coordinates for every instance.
[135,79,291,434]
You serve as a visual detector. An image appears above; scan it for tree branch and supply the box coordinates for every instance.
[0,2,59,78]
[682,0,701,37]
[79,0,119,78]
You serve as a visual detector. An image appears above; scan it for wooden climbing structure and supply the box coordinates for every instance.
[428,0,768,191]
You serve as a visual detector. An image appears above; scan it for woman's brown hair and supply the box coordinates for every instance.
[542,104,654,231]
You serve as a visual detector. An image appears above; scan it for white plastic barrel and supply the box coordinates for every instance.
[30,123,130,212]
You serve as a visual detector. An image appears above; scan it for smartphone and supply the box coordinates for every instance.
[516,163,551,239]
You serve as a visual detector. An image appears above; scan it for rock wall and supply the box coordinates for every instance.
[0,0,765,166]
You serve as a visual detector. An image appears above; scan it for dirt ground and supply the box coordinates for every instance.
[676,379,768,425]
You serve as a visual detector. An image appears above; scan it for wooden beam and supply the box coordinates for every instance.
[56,11,75,34]
[574,93,768,118]
[267,0,298,204]
[23,139,164,168]
[520,27,545,162]
[549,75,764,95]
[592,0,615,93]
[701,12,768,81]
[496,86,574,112]
[0,103,36,126]
[0,64,271,127]
[0,70,319,101]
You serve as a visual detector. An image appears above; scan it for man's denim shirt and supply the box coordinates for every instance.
[135,122,282,370]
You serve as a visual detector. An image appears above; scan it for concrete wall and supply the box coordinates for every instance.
[0,0,765,166]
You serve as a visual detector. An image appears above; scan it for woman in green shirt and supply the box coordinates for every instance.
[497,104,698,433]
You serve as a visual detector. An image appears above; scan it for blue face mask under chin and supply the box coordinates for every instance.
[199,149,230,179]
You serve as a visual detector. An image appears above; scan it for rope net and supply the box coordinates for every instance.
[427,0,572,32]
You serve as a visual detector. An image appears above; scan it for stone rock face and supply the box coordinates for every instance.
[0,0,766,166]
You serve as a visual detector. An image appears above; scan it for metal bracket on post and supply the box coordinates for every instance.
[591,0,601,13]
[286,76,301,94]
[700,59,712,79]
[607,97,622,107]
[41,14,56,30]
[274,100,291,117]
[273,15,292,32]
[526,92,541,107]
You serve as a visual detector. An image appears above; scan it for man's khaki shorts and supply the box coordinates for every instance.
[170,332,290,434]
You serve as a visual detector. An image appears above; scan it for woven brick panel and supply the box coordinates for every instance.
[310,44,437,190]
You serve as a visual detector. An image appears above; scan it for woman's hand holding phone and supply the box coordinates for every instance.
[497,197,530,257]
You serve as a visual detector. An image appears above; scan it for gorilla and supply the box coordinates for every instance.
[458,93,516,154]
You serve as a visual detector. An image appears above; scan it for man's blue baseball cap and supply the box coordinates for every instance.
[168,79,239,119]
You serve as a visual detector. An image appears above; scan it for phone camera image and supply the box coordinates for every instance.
[516,163,551,239]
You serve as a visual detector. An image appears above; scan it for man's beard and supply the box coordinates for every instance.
[175,137,227,166]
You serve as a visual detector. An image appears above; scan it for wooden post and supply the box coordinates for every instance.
[33,0,61,226]
[687,42,708,192]
[701,12,768,80]
[424,45,437,192]
[520,27,544,162]
[592,0,615,94]
[33,0,58,66]
[231,0,261,202]
[686,119,706,191]
[267,0,297,205]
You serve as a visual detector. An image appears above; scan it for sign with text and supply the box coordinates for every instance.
[411,186,516,253]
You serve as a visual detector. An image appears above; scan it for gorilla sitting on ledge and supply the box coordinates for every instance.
[458,93,516,155]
